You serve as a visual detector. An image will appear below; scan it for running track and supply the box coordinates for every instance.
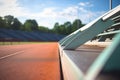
[0,42,61,80]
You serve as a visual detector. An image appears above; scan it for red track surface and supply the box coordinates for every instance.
[0,42,60,80]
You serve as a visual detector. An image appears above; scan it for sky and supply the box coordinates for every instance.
[0,0,120,29]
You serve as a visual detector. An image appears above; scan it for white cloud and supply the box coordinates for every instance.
[0,0,105,28]
[78,2,93,7]
[56,4,105,24]
[39,7,58,18]
[0,0,28,17]
[79,2,88,6]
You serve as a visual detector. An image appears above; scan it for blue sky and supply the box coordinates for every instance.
[0,0,120,28]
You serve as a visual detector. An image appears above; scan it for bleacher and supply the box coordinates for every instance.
[97,13,120,42]
[59,5,120,80]
[0,28,65,41]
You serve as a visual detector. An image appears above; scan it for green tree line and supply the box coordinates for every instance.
[0,15,85,35]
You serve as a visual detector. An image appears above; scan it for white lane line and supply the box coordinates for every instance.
[0,51,24,60]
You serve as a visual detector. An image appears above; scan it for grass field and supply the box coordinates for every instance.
[0,41,55,45]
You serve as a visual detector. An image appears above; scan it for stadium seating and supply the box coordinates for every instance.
[0,28,65,41]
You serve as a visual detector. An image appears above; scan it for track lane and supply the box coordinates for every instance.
[0,44,35,57]
[0,42,60,80]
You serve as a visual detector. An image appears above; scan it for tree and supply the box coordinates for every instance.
[0,16,6,28]
[1,15,85,35]
[31,20,38,30]
[53,22,60,34]
[59,24,66,35]
[53,22,67,35]
[64,21,72,34]
[23,19,38,31]
[12,18,22,30]
[38,26,50,32]
[4,15,14,29]
[53,19,85,35]
[23,20,32,31]
[71,19,83,32]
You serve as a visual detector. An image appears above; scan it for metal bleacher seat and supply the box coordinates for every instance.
[59,5,120,80]
[97,13,120,42]
[0,31,11,38]
[0,28,65,41]
[36,31,53,41]
[0,29,25,41]
[29,31,46,41]
[0,31,13,41]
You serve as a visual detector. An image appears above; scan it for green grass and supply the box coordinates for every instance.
[0,42,40,45]
[0,41,57,45]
